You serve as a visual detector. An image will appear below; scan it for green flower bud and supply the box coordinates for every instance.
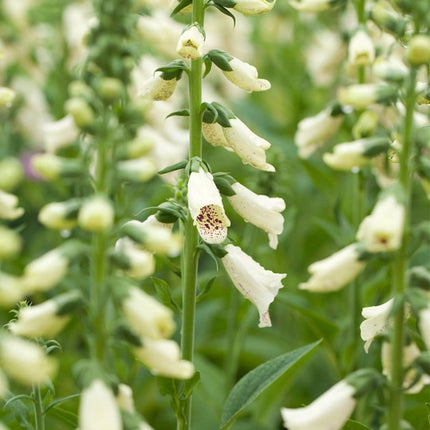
[0,157,23,191]
[407,35,430,66]
[65,98,95,128]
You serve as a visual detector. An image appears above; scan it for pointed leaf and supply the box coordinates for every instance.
[151,277,180,312]
[344,420,372,430]
[220,340,321,429]
[211,3,236,25]
[158,159,188,174]
[166,109,190,119]
[171,0,192,15]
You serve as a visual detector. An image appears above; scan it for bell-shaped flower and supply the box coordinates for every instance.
[122,215,182,256]
[38,199,81,230]
[0,190,24,220]
[338,84,397,110]
[223,118,275,171]
[323,137,390,171]
[231,0,275,15]
[202,121,232,149]
[300,244,365,292]
[221,244,286,327]
[187,168,230,244]
[121,286,175,340]
[0,226,22,260]
[0,335,56,386]
[134,338,194,379]
[79,379,122,430]
[139,74,178,101]
[356,192,405,252]
[78,196,115,232]
[0,272,25,307]
[348,29,375,67]
[295,107,343,158]
[176,23,205,60]
[360,298,394,353]
[42,115,79,153]
[114,238,155,279]
[282,380,356,429]
[227,182,285,249]
[289,0,344,13]
[382,342,430,394]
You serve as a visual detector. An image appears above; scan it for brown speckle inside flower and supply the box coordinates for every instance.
[195,205,228,244]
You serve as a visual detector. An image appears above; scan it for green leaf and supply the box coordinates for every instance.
[196,277,217,302]
[152,277,181,312]
[220,340,321,429]
[207,49,234,72]
[203,57,213,78]
[171,0,192,15]
[210,3,236,25]
[343,420,372,430]
[158,159,188,174]
[166,109,190,119]
[181,371,201,399]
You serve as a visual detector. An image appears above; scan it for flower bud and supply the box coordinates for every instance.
[32,153,83,180]
[38,199,81,230]
[232,0,275,15]
[0,157,24,191]
[373,57,408,83]
[119,133,155,159]
[0,190,24,220]
[42,115,79,153]
[64,97,95,128]
[289,0,344,13]
[0,87,15,107]
[348,29,375,67]
[407,35,430,66]
[96,77,123,100]
[0,226,22,260]
[117,157,157,182]
[352,111,378,139]
[78,196,115,232]
[0,335,57,386]
[0,272,25,307]
[176,23,205,60]
[338,84,397,109]
[369,2,408,37]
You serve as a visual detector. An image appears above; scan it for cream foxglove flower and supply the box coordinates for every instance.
[122,286,175,340]
[323,137,390,171]
[289,0,343,13]
[78,196,115,232]
[232,0,275,15]
[79,380,122,430]
[202,121,232,148]
[0,190,24,220]
[222,244,286,327]
[134,338,194,379]
[221,56,270,92]
[223,118,275,171]
[116,384,135,412]
[43,115,79,153]
[348,29,375,67]
[0,272,25,307]
[382,342,430,394]
[0,226,22,260]
[281,380,356,429]
[139,74,178,101]
[360,298,394,353]
[300,244,365,292]
[176,24,205,60]
[295,108,343,158]
[0,335,56,386]
[114,238,155,279]
[187,169,230,244]
[227,182,285,249]
[38,199,81,230]
[122,215,182,256]
[338,84,397,110]
[356,193,405,252]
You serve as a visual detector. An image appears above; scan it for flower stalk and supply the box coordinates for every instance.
[33,384,45,430]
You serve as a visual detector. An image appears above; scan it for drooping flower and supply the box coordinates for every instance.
[294,107,343,158]
[338,84,397,110]
[0,335,56,386]
[176,23,205,60]
[0,190,24,220]
[202,121,231,148]
[300,244,365,292]
[356,192,405,252]
[121,286,175,340]
[231,0,275,15]
[79,380,122,430]
[360,298,394,353]
[38,199,82,230]
[221,244,286,327]
[139,74,178,101]
[227,182,285,249]
[187,168,230,244]
[42,115,79,153]
[348,28,375,67]
[134,338,194,379]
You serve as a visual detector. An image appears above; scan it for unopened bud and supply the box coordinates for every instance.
[32,153,83,180]
[0,226,22,259]
[117,158,157,182]
[407,35,430,66]
[0,157,23,191]
[352,111,378,139]
[0,87,15,107]
[96,77,123,100]
[65,98,95,128]
[78,196,115,232]
[38,199,82,230]
[176,24,205,60]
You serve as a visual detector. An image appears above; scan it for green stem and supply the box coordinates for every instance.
[388,66,417,430]
[33,385,45,430]
[178,1,204,428]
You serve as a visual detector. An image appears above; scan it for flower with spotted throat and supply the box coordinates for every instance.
[187,168,230,244]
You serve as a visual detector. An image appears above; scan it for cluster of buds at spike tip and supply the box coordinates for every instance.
[176,23,205,60]
[38,198,82,230]
[281,369,383,430]
[323,136,391,171]
[139,60,188,101]
[122,215,182,256]
[356,186,405,253]
[226,180,285,249]
[206,49,270,92]
[348,27,375,67]
[202,103,275,171]
[77,195,115,232]
[221,244,286,327]
[0,190,24,220]
[360,298,394,353]
[0,333,57,386]
[8,291,83,338]
[294,103,344,158]
[22,240,86,293]
[42,114,80,153]
[0,226,22,260]
[299,244,366,292]
[338,84,398,110]
[187,165,231,244]
[288,0,345,13]
[32,153,83,181]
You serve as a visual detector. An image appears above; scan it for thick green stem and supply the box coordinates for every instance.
[33,385,45,430]
[388,66,417,430]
